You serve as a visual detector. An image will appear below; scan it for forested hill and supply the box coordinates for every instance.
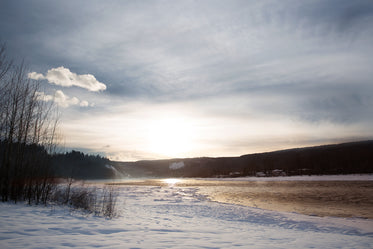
[51,151,115,179]
[113,140,373,178]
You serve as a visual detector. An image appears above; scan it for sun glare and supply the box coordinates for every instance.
[162,178,181,185]
[147,118,194,157]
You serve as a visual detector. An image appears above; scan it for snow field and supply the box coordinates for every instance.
[1,183,373,249]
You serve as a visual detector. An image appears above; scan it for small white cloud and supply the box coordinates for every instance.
[28,72,45,80]
[36,90,90,108]
[35,91,53,102]
[80,100,89,107]
[29,66,106,92]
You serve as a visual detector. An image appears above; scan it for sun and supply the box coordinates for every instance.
[147,118,194,157]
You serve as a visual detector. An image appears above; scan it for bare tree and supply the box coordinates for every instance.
[0,45,59,203]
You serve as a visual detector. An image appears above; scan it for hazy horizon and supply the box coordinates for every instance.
[1,0,373,161]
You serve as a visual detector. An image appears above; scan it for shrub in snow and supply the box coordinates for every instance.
[52,181,119,219]
[101,186,118,219]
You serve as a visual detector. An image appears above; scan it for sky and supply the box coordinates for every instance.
[1,0,373,161]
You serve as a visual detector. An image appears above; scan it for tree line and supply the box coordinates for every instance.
[51,150,113,179]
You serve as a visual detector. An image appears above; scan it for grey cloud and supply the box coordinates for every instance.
[300,0,373,33]
[243,81,373,125]
[1,0,373,160]
[295,84,373,124]
[3,0,372,98]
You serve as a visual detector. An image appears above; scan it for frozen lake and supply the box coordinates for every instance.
[109,174,373,218]
[1,175,373,248]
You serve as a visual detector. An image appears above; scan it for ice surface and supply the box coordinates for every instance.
[200,174,373,182]
[1,178,373,248]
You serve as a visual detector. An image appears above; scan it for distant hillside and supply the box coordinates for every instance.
[112,141,373,178]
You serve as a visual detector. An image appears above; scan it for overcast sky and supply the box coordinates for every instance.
[1,0,373,161]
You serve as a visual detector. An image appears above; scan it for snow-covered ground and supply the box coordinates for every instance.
[1,177,373,248]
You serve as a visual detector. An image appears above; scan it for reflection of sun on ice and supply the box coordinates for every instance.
[147,118,194,158]
[162,178,181,185]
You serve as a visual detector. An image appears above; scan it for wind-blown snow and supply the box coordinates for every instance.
[105,164,127,178]
[1,179,372,248]
[169,161,185,170]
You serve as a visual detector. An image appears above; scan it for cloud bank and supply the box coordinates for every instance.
[29,67,106,92]
[2,0,372,160]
